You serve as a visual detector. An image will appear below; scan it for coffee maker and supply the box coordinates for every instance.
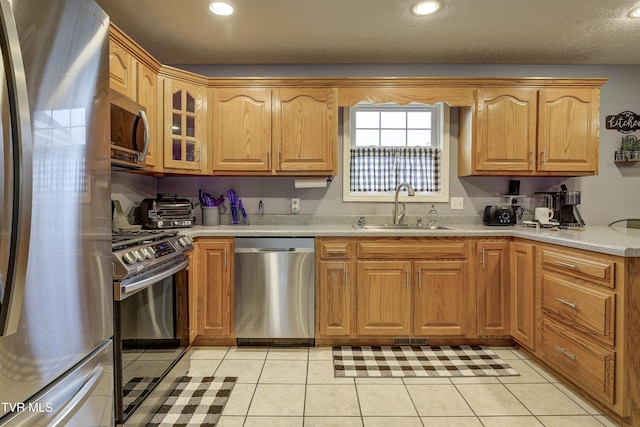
[534,185,585,227]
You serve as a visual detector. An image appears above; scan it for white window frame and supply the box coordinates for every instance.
[342,102,450,203]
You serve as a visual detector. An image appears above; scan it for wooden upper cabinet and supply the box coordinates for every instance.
[211,86,337,175]
[537,88,599,174]
[163,78,206,172]
[474,88,537,173]
[459,83,603,177]
[136,63,158,168]
[109,26,162,172]
[273,87,337,173]
[108,39,135,99]
[211,88,272,172]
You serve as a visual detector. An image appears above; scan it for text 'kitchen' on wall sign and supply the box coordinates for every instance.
[606,111,640,133]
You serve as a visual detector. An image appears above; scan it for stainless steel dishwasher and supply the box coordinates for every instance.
[234,237,315,343]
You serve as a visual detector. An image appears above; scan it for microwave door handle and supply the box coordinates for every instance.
[0,0,34,337]
[136,109,149,161]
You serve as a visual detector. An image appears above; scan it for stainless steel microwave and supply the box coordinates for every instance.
[110,90,149,168]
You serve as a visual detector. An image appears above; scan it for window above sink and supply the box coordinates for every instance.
[342,102,450,203]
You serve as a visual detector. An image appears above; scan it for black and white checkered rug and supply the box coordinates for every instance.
[123,376,161,416]
[146,376,237,426]
[334,345,519,378]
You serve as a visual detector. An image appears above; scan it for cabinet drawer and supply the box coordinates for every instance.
[357,238,468,259]
[542,320,615,404]
[541,248,614,288]
[542,273,615,346]
[319,240,353,259]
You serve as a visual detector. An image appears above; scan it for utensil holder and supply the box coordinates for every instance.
[202,206,220,226]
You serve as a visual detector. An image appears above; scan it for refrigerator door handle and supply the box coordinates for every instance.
[47,366,104,427]
[0,0,33,337]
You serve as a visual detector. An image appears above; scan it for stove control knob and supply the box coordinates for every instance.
[178,236,193,247]
[142,247,155,258]
[133,249,145,262]
[122,252,136,265]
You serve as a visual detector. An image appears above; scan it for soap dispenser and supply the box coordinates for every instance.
[427,204,438,229]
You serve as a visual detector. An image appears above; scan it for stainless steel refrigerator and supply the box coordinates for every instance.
[0,0,113,425]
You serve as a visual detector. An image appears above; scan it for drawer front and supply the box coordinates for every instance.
[319,239,353,259]
[357,238,468,259]
[542,273,615,346]
[542,320,615,404]
[541,248,614,288]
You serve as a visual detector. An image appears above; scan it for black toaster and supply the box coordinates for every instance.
[482,205,517,226]
[137,193,195,229]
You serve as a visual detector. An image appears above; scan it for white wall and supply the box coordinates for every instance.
[113,64,640,225]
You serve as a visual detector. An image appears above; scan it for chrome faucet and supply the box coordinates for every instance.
[394,182,415,224]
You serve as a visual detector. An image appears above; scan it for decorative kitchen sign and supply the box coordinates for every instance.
[606,111,640,133]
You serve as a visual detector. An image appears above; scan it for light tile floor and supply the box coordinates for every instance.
[165,346,621,427]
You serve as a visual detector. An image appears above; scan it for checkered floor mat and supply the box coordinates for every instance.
[123,376,160,416]
[334,345,519,378]
[146,376,237,426]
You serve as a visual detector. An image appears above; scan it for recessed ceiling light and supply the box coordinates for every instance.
[629,6,640,18]
[412,1,440,16]
[210,2,233,16]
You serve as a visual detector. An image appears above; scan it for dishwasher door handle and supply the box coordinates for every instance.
[235,247,314,253]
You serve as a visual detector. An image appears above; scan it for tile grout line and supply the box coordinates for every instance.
[498,353,611,426]
[302,348,309,426]
[400,376,427,427]
[228,346,265,426]
[200,345,619,426]
[343,345,366,426]
[450,380,488,425]
[509,351,617,426]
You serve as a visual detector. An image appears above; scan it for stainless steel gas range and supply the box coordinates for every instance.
[112,230,193,425]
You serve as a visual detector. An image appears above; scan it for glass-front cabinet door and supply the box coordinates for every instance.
[163,78,205,172]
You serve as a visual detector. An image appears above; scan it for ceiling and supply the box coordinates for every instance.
[96,0,640,65]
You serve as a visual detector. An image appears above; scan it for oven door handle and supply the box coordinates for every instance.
[119,259,189,300]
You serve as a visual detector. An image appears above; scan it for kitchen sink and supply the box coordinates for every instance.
[353,224,458,230]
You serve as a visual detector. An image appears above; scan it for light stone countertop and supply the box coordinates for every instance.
[182,222,640,257]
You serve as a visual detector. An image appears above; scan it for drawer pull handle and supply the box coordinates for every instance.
[418,268,422,289]
[344,267,348,289]
[555,346,577,360]
[555,261,577,269]
[555,297,577,309]
[325,248,347,253]
[406,268,409,289]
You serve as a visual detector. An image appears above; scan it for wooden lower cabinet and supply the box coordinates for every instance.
[317,260,355,337]
[187,250,197,344]
[312,237,640,427]
[317,237,472,340]
[542,320,615,404]
[356,261,412,336]
[413,260,468,336]
[510,240,536,350]
[193,238,233,339]
[476,240,511,336]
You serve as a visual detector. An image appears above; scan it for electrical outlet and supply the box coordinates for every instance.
[291,198,300,214]
[450,197,464,210]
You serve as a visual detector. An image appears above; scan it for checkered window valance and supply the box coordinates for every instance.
[349,147,441,192]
